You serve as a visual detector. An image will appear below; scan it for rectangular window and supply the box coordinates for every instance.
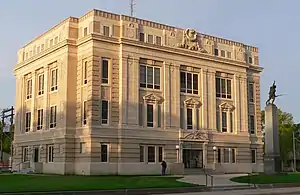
[250,115,255,134]
[147,146,155,163]
[140,146,144,162]
[186,108,193,129]
[38,74,44,95]
[147,104,154,127]
[217,148,221,163]
[224,148,230,163]
[101,100,109,124]
[157,104,161,128]
[139,33,145,42]
[37,46,40,53]
[251,149,256,163]
[47,145,54,162]
[49,106,57,129]
[214,48,219,56]
[249,83,254,103]
[83,61,88,84]
[248,56,253,64]
[221,50,225,57]
[50,68,58,91]
[158,147,163,162]
[26,79,32,99]
[80,142,86,154]
[84,27,88,36]
[41,44,44,51]
[216,77,232,99]
[231,148,236,163]
[83,101,87,125]
[139,64,160,90]
[54,36,58,44]
[222,112,227,132]
[227,51,231,58]
[50,39,53,47]
[230,112,233,133]
[180,71,198,94]
[22,147,29,162]
[148,34,153,43]
[37,109,43,130]
[156,36,162,45]
[103,26,110,36]
[102,59,109,84]
[100,144,108,162]
[25,112,31,132]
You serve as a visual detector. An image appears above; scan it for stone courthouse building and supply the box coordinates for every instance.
[13,9,263,175]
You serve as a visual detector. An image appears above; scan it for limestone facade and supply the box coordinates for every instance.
[13,9,263,175]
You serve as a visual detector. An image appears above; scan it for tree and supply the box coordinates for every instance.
[261,109,297,166]
[0,121,12,154]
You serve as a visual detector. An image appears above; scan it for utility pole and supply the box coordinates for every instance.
[0,106,14,165]
[130,0,136,17]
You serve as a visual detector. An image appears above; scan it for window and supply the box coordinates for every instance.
[251,149,256,163]
[37,46,40,53]
[34,147,39,162]
[156,36,161,45]
[158,147,163,162]
[26,79,32,99]
[38,74,44,95]
[231,148,236,163]
[100,144,108,162]
[50,39,53,47]
[250,115,255,134]
[147,146,155,163]
[103,26,110,36]
[83,101,87,125]
[101,100,108,124]
[50,68,58,91]
[221,50,225,57]
[227,51,231,59]
[80,142,86,154]
[217,148,221,163]
[22,147,29,162]
[102,58,109,84]
[221,112,227,132]
[47,145,54,162]
[139,33,145,42]
[84,27,88,36]
[214,48,219,56]
[230,113,233,133]
[249,83,254,103]
[146,104,154,127]
[25,112,31,132]
[248,56,253,64]
[140,146,144,162]
[216,77,232,99]
[140,65,160,90]
[186,108,193,129]
[224,149,230,163]
[218,110,233,133]
[49,106,57,128]
[180,71,198,94]
[41,44,44,51]
[54,36,58,44]
[37,109,43,130]
[148,34,153,43]
[83,61,88,84]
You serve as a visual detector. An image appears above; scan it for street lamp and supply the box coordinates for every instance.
[293,129,300,172]
[213,146,217,170]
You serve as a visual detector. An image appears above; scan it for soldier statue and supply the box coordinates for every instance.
[266,81,277,105]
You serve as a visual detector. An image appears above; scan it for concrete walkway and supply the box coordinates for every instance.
[178,174,248,187]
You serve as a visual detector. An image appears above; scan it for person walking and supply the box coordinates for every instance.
[161,160,167,176]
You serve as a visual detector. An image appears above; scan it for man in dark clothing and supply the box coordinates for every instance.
[161,160,167,176]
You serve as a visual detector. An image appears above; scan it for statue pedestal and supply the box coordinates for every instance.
[264,104,281,174]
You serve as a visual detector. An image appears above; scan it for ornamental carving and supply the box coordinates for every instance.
[178,29,206,53]
[184,97,202,108]
[219,102,235,111]
[143,93,164,104]
[184,130,208,140]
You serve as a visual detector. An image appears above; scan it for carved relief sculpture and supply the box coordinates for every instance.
[178,29,206,53]
[184,130,208,140]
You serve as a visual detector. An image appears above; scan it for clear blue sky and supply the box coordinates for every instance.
[0,0,299,122]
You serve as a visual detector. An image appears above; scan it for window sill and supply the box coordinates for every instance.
[49,90,58,95]
[101,83,110,87]
[139,87,161,92]
[216,97,233,101]
[180,92,200,97]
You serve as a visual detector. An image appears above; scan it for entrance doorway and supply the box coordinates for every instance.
[183,149,203,168]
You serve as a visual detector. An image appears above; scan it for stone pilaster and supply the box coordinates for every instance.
[203,143,207,167]
[15,76,23,135]
[171,64,181,128]
[240,76,248,132]
[90,55,101,127]
[118,53,129,127]
[207,70,216,130]
[201,69,208,129]
[254,76,262,135]
[30,72,36,132]
[163,62,171,128]
[43,67,49,130]
[234,75,241,133]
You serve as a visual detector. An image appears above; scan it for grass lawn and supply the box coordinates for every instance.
[231,173,300,184]
[0,174,197,193]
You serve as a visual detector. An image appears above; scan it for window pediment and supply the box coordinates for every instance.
[143,93,163,104]
[184,97,202,108]
[219,102,235,111]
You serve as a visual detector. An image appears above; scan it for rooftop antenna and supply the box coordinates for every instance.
[130,0,135,17]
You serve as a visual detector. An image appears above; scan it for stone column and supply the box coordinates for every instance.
[119,52,129,127]
[227,110,231,133]
[171,64,181,128]
[43,67,49,130]
[143,101,147,127]
[202,143,207,167]
[163,62,171,128]
[15,76,23,135]
[207,70,216,130]
[240,76,248,132]
[153,101,158,128]
[30,72,36,132]
[192,106,197,130]
[201,69,208,129]
[234,75,241,133]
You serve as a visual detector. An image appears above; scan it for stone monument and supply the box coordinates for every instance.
[264,81,281,174]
